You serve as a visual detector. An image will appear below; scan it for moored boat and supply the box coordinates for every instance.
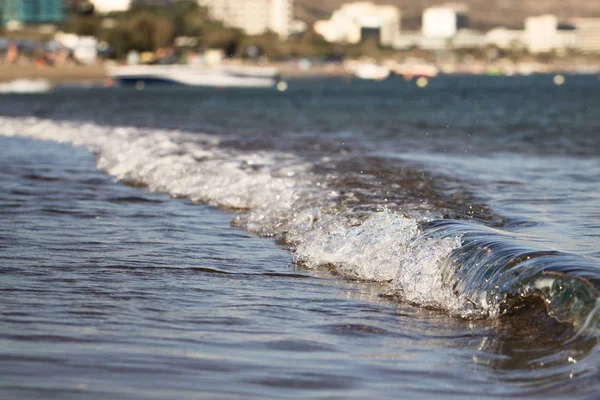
[344,61,390,81]
[107,64,280,88]
[390,62,439,78]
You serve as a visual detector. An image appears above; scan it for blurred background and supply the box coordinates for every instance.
[2,2,600,399]
[0,0,600,87]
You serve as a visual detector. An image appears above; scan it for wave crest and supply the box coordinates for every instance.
[1,116,598,331]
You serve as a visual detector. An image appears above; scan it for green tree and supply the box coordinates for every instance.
[60,14,103,36]
[126,11,174,51]
[172,1,209,37]
[239,31,287,60]
[287,29,335,58]
[104,26,133,59]
[201,22,242,54]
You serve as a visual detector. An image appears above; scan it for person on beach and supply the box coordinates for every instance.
[6,42,18,64]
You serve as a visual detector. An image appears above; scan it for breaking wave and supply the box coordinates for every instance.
[1,116,598,335]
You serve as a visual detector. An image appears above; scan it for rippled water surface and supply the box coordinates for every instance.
[1,75,599,399]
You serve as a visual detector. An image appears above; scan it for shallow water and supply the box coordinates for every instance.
[1,75,599,398]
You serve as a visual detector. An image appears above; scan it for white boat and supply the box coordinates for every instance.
[344,61,390,81]
[107,64,280,88]
[391,63,439,78]
[0,79,54,94]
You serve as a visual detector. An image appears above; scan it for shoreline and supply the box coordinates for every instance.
[0,65,107,83]
[1,63,598,85]
[0,64,350,83]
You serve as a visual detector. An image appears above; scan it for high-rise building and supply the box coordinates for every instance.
[198,0,292,38]
[0,0,63,25]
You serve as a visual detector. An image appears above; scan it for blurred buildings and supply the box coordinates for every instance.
[0,0,64,26]
[197,0,293,38]
[310,1,600,56]
[524,15,580,54]
[484,28,525,50]
[525,15,564,54]
[422,3,469,39]
[573,18,600,54]
[314,2,400,46]
[392,2,472,51]
[1,0,600,64]
[89,0,131,14]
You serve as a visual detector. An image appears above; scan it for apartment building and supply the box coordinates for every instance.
[314,2,400,47]
[422,3,469,39]
[198,0,292,38]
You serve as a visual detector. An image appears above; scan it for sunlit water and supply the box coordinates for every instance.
[1,75,599,399]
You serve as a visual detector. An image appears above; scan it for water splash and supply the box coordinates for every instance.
[1,116,598,333]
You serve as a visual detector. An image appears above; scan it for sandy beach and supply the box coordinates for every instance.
[0,63,352,84]
[0,64,108,83]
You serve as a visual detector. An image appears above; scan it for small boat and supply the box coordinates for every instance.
[0,79,54,94]
[107,64,280,88]
[390,63,439,79]
[344,61,390,81]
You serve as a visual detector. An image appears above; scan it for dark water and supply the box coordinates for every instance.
[1,75,599,399]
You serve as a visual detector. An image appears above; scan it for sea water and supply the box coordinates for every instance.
[1,75,599,399]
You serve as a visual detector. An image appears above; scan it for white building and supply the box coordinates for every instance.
[289,20,307,35]
[525,15,558,53]
[525,15,578,54]
[314,2,400,47]
[422,3,469,39]
[90,0,131,13]
[572,18,600,53]
[314,16,360,44]
[198,0,292,38]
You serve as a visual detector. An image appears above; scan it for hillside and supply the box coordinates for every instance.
[295,0,600,30]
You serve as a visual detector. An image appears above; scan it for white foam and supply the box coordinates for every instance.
[0,116,318,233]
[389,234,472,314]
[291,210,475,315]
[0,116,482,317]
[293,212,419,281]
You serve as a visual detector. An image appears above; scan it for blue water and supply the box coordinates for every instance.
[1,75,599,399]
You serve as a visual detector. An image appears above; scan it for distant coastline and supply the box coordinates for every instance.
[0,63,351,84]
[1,61,598,85]
[0,64,107,83]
